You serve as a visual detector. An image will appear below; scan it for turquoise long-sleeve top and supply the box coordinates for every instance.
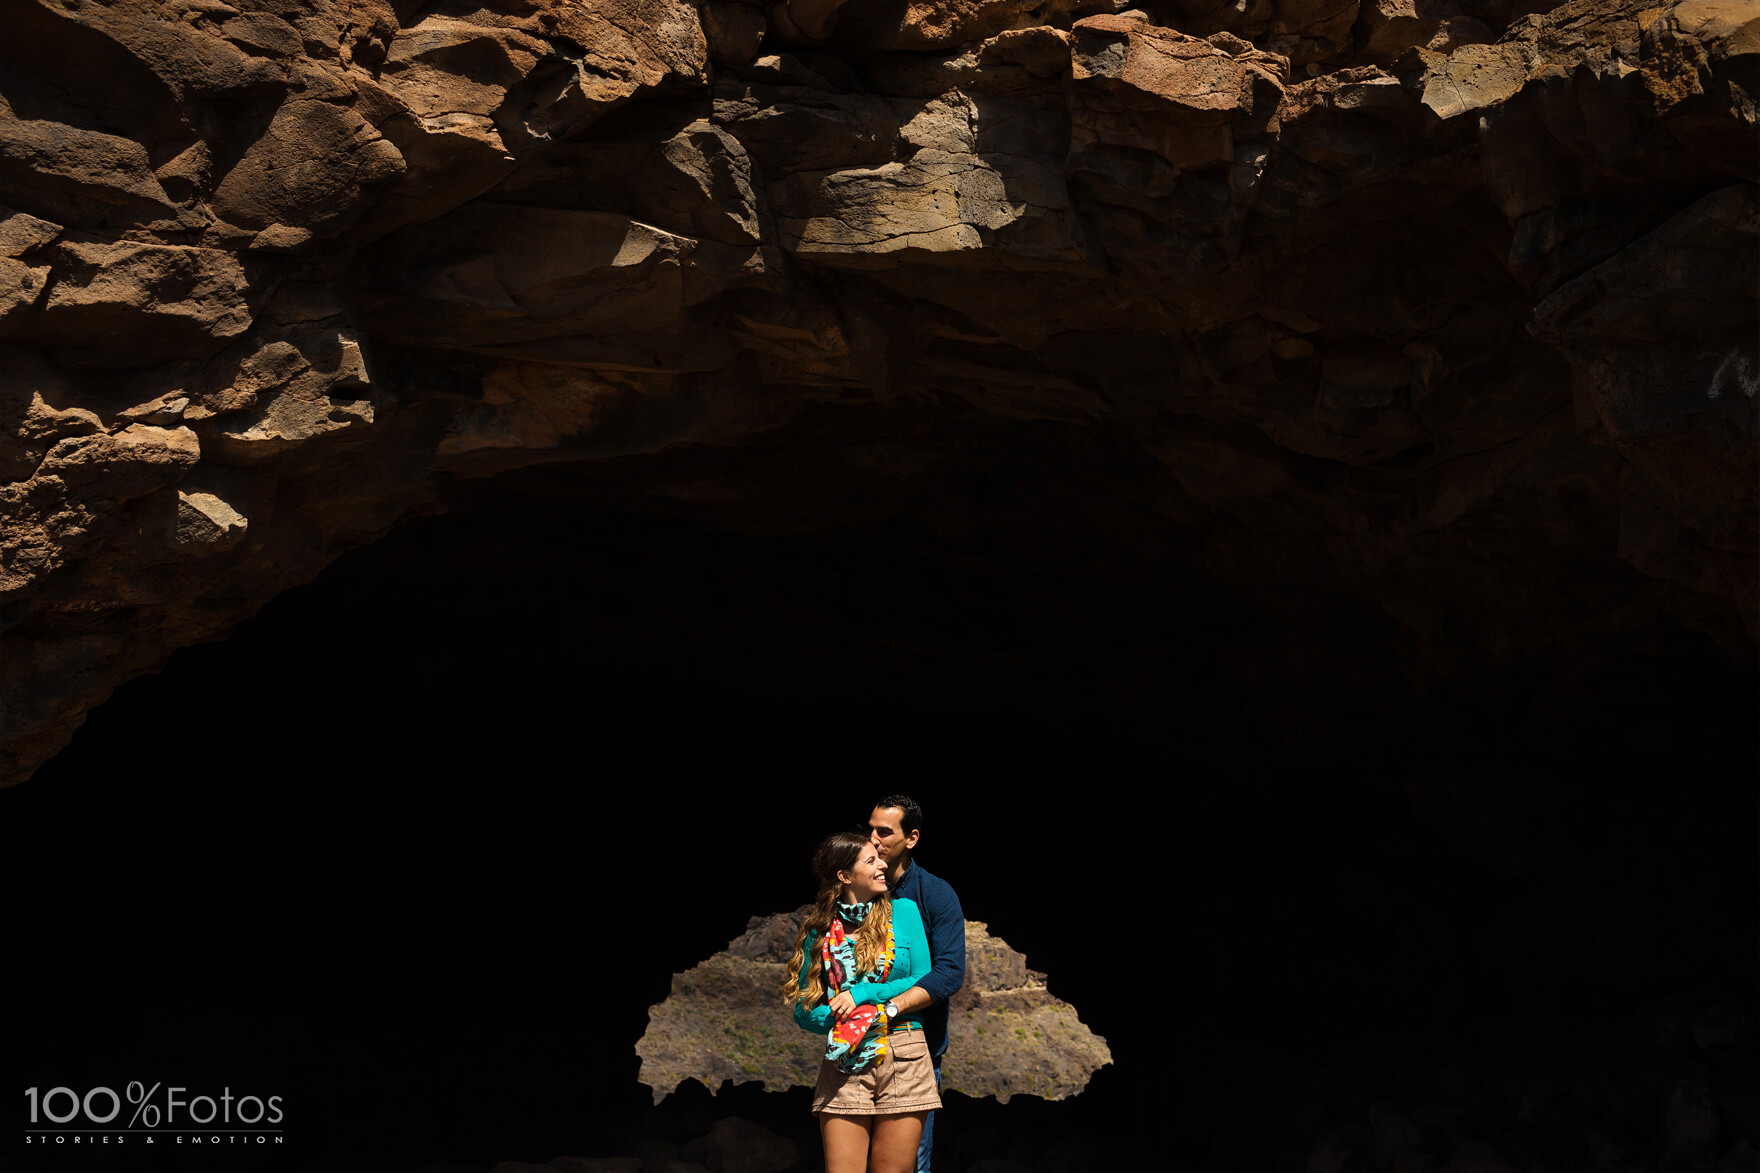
[792,896,931,1035]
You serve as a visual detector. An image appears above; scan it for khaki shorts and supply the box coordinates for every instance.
[811,1026,942,1116]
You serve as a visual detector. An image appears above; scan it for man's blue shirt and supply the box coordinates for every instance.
[890,859,965,1060]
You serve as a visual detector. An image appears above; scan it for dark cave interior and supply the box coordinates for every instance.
[2,413,1756,1173]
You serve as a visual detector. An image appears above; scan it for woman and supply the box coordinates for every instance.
[784,831,940,1173]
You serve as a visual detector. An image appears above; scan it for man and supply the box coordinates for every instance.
[868,795,965,1173]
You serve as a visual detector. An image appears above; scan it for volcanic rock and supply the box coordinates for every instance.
[634,908,1113,1104]
[0,0,1755,784]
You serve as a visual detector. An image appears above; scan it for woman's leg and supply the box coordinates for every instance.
[820,1113,874,1173]
[867,1112,928,1173]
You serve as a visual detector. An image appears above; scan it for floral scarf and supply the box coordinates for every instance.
[821,900,895,1073]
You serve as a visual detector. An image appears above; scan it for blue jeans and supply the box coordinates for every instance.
[917,1057,943,1172]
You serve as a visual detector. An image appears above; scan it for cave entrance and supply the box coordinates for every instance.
[5,408,1756,1169]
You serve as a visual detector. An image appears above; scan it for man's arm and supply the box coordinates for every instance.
[888,985,935,1014]
[908,878,966,1008]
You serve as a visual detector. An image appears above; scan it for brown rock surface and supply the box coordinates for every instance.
[0,0,1755,783]
[634,908,1113,1103]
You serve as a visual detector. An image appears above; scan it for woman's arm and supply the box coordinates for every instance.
[792,932,835,1032]
[848,899,931,1007]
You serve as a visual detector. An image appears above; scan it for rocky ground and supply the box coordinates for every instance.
[1,0,1755,784]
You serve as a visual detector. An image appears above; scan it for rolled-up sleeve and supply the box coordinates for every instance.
[914,879,965,1006]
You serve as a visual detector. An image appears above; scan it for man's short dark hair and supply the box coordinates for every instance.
[873,795,922,836]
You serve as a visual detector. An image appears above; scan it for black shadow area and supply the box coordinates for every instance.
[2,491,1754,1173]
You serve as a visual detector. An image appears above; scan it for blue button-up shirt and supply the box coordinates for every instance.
[890,860,966,1061]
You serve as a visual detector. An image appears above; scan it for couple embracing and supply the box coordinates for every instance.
[784,796,966,1173]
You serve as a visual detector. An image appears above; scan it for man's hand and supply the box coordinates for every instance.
[828,990,857,1021]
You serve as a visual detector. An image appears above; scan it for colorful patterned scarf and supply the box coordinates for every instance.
[821,900,896,1073]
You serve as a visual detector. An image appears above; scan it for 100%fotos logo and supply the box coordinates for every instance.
[25,1081,284,1128]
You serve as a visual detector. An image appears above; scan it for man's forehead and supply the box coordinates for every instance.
[868,806,904,830]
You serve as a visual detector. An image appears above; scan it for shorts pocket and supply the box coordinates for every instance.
[888,1035,929,1062]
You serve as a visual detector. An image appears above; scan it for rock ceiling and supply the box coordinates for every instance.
[0,0,1754,783]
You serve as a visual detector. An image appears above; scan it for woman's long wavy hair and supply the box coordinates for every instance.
[782,831,894,1012]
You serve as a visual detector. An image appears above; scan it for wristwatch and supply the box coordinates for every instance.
[884,1000,899,1020]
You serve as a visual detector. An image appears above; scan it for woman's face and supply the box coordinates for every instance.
[841,842,888,903]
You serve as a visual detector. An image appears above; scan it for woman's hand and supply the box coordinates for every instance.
[828,990,857,1021]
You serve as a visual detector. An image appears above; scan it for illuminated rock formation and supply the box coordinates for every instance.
[636,908,1113,1103]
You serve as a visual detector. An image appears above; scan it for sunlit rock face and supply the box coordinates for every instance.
[1,0,1756,783]
[635,907,1113,1103]
[938,919,1114,1104]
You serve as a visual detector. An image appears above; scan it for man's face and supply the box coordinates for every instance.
[868,806,920,866]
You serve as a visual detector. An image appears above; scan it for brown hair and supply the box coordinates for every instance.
[782,831,894,1012]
